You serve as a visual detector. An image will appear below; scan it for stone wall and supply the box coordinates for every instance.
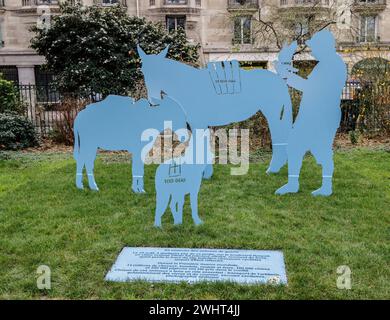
[0,0,389,84]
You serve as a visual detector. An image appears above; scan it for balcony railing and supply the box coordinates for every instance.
[228,0,259,9]
[164,0,188,4]
[161,0,201,8]
[357,35,380,44]
[352,0,386,12]
[93,0,127,6]
[353,0,386,5]
[280,0,330,6]
[22,0,58,6]
[162,0,202,5]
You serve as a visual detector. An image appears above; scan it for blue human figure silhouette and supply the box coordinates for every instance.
[138,45,293,178]
[275,41,298,79]
[154,130,205,227]
[276,30,347,196]
[73,95,187,192]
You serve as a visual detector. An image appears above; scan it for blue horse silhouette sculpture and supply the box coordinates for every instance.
[275,30,347,196]
[138,45,293,176]
[73,95,187,192]
[154,131,205,227]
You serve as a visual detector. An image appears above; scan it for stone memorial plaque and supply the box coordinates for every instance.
[105,247,287,285]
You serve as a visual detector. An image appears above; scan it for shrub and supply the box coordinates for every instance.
[0,112,38,150]
[50,97,88,145]
[349,130,360,145]
[222,111,271,150]
[30,3,199,97]
[0,77,24,114]
[352,58,390,135]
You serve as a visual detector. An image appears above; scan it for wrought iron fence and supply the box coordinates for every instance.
[289,80,389,133]
[289,84,361,132]
[15,83,387,137]
[17,85,101,136]
[21,0,59,6]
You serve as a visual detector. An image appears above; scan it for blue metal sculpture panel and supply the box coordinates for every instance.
[154,133,205,227]
[74,30,347,228]
[275,30,347,196]
[73,95,187,192]
[137,44,293,177]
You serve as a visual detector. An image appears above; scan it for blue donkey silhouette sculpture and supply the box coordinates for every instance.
[138,45,293,178]
[154,131,206,227]
[73,95,187,192]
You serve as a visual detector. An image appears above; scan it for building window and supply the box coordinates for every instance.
[101,0,118,5]
[166,16,186,32]
[234,16,252,44]
[150,0,155,5]
[34,65,55,87]
[34,65,59,103]
[0,66,19,84]
[359,15,377,43]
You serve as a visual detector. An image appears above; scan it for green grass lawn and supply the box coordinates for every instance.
[0,148,389,299]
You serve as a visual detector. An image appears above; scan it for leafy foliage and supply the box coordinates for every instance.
[30,3,200,97]
[0,112,38,150]
[349,130,360,145]
[0,75,24,114]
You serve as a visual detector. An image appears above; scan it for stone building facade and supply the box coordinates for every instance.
[0,0,389,85]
